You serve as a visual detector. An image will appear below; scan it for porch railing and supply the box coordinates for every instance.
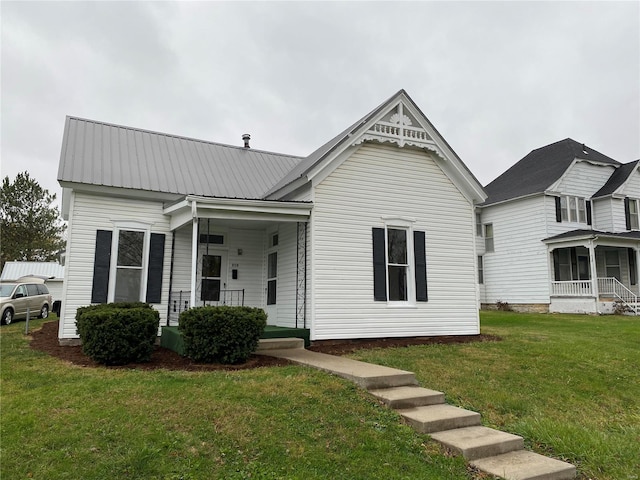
[550,280,594,297]
[597,278,638,314]
[168,289,246,323]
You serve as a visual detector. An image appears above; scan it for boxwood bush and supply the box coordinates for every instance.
[178,306,267,364]
[76,302,160,365]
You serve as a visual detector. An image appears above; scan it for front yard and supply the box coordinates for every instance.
[1,311,638,479]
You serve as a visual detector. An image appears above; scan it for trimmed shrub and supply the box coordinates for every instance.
[178,306,267,364]
[76,302,160,365]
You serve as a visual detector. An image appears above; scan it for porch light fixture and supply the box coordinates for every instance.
[237,248,243,255]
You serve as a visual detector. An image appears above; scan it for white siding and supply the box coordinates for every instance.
[310,143,479,340]
[59,192,172,339]
[268,222,299,328]
[480,195,550,305]
[557,161,615,197]
[592,198,614,231]
[620,170,640,198]
[611,198,628,232]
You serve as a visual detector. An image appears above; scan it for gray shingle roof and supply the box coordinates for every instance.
[543,228,640,242]
[593,159,640,198]
[57,117,304,199]
[482,139,621,206]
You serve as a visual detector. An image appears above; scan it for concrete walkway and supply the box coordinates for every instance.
[257,338,576,480]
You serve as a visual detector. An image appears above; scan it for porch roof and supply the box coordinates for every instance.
[163,195,312,230]
[543,229,640,244]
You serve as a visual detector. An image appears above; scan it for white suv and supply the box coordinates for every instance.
[0,276,53,325]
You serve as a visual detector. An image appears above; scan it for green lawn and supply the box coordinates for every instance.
[1,316,469,480]
[352,311,640,480]
[2,313,638,479]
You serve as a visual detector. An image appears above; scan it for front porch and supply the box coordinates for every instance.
[545,230,640,314]
[160,325,311,356]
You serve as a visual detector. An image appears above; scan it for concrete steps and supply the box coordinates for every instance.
[374,384,575,479]
[471,450,577,480]
[368,386,445,408]
[259,343,575,480]
[430,425,524,461]
[256,337,305,351]
[397,403,482,433]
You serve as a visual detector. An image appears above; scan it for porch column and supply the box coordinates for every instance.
[635,247,640,293]
[588,239,599,306]
[190,208,198,309]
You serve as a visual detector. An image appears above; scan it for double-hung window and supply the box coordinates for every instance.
[372,222,428,304]
[484,224,494,252]
[557,196,588,223]
[91,222,166,304]
[625,198,640,230]
[113,229,146,302]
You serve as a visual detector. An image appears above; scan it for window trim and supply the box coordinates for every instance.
[484,224,494,253]
[107,222,151,303]
[384,219,416,306]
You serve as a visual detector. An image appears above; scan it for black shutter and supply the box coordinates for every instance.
[555,197,562,222]
[146,233,165,304]
[372,228,387,301]
[553,250,560,281]
[625,198,631,230]
[91,230,112,303]
[586,201,592,226]
[414,230,428,302]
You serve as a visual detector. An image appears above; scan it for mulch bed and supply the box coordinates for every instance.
[29,320,499,371]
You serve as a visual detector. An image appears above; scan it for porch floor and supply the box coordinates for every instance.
[160,325,311,356]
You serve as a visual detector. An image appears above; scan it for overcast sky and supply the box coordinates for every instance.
[2,1,639,211]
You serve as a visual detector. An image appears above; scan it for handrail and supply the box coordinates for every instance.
[597,277,638,314]
[168,289,246,323]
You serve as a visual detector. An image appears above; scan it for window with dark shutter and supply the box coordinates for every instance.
[555,197,562,223]
[625,197,632,230]
[372,228,387,301]
[586,201,592,225]
[414,230,428,302]
[146,233,165,303]
[91,230,112,303]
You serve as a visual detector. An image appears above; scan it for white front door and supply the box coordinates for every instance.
[199,249,228,306]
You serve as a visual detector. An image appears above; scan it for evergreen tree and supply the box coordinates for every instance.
[0,172,66,269]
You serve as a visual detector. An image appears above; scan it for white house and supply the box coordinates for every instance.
[56,90,487,344]
[478,138,640,314]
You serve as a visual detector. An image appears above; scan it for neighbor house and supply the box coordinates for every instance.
[56,90,487,344]
[478,138,640,314]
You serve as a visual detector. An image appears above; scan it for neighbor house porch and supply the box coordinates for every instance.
[545,230,640,314]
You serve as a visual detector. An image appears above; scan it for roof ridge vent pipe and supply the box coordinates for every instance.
[242,134,251,148]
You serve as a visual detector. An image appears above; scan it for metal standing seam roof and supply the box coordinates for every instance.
[482,138,621,206]
[57,117,305,199]
[543,228,640,243]
[0,262,64,281]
